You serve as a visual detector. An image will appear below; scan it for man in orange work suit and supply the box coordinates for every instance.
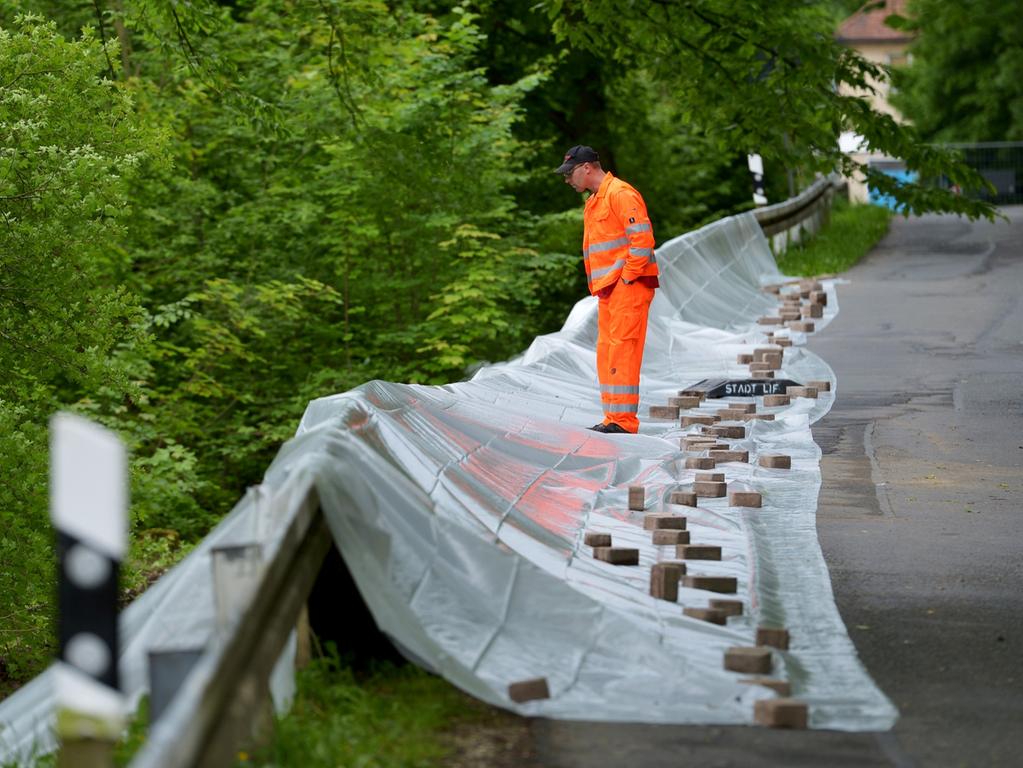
[555,145,659,434]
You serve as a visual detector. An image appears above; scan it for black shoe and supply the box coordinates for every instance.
[588,423,608,432]
[601,423,631,434]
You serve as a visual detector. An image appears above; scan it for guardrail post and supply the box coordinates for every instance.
[147,649,203,725]
[50,413,127,768]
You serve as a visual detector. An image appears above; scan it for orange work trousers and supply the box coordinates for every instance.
[597,280,655,433]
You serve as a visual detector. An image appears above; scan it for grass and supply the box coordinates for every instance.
[774,198,892,276]
[238,646,511,768]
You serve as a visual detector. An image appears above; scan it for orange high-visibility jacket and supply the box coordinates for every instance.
[582,173,658,295]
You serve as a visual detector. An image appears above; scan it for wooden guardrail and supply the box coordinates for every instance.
[752,176,844,253]
[126,477,331,768]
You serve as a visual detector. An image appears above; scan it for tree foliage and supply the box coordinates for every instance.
[890,0,1023,142]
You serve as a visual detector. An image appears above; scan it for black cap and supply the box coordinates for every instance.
[554,145,599,174]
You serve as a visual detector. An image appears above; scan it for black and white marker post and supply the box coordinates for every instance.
[748,153,768,206]
[51,413,127,768]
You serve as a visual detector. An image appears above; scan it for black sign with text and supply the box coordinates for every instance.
[681,378,802,399]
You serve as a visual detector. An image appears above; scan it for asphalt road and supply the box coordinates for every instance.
[528,208,1023,767]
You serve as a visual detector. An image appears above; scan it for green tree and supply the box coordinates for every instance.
[542,0,998,218]
[891,0,1023,142]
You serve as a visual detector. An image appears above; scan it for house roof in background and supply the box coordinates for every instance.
[836,0,913,43]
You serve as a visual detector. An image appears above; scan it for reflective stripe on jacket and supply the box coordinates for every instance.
[582,172,658,295]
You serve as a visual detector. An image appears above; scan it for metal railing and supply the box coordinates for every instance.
[752,176,844,254]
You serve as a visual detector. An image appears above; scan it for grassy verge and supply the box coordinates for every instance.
[239,647,527,768]
[775,198,892,276]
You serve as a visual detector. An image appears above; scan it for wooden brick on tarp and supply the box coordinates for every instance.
[724,646,772,674]
[776,338,793,348]
[802,303,823,319]
[508,677,550,703]
[677,389,707,400]
[685,456,716,470]
[653,529,690,545]
[711,425,746,439]
[682,436,717,449]
[669,395,702,409]
[695,472,725,482]
[649,405,680,420]
[810,290,827,306]
[710,599,744,617]
[683,607,728,625]
[763,394,790,407]
[736,353,754,364]
[694,480,726,498]
[593,547,639,565]
[779,309,801,321]
[759,454,791,469]
[643,513,686,531]
[729,490,762,508]
[746,413,776,421]
[710,450,749,463]
[807,379,832,392]
[683,575,737,593]
[787,320,815,332]
[728,402,756,413]
[628,485,645,511]
[757,316,784,325]
[669,491,698,507]
[756,626,790,650]
[677,544,722,560]
[716,409,750,421]
[584,531,612,547]
[786,386,818,399]
[740,677,791,696]
[682,415,718,426]
[754,698,808,729]
[650,562,684,602]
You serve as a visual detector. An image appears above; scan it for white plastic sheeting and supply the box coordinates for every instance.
[0,211,896,765]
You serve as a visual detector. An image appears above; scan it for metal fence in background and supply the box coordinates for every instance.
[940,141,1023,205]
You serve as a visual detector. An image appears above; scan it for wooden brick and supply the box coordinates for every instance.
[649,405,680,420]
[786,386,818,399]
[802,280,823,292]
[754,698,808,729]
[716,409,750,421]
[682,415,719,426]
[669,491,697,507]
[746,413,775,421]
[652,529,690,545]
[709,450,749,463]
[677,544,722,561]
[806,379,831,392]
[685,456,716,470]
[593,547,639,565]
[763,283,781,294]
[724,646,772,674]
[757,371,776,379]
[683,575,737,593]
[649,562,685,602]
[628,485,645,511]
[727,402,756,413]
[643,513,686,531]
[799,289,811,299]
[736,353,754,364]
[756,626,790,650]
[508,677,550,703]
[776,338,793,348]
[787,320,815,332]
[682,435,716,447]
[694,480,726,497]
[748,362,773,373]
[584,531,612,547]
[669,395,702,409]
[709,599,744,617]
[762,394,790,407]
[729,490,762,508]
[758,454,791,469]
[740,677,791,696]
[695,472,725,482]
[683,607,728,625]
[802,303,823,319]
[757,316,784,325]
[710,425,746,439]
[677,389,707,400]
[810,290,827,306]
[752,349,780,361]
[779,309,801,320]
